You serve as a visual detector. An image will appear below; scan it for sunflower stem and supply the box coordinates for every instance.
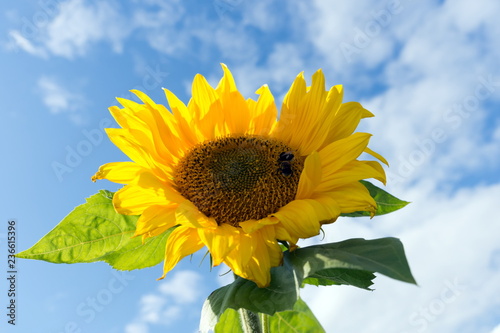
[238,308,262,333]
[260,312,270,333]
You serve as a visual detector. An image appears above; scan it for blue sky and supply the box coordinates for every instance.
[1,0,500,332]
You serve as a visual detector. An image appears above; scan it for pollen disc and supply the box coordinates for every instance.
[174,136,304,226]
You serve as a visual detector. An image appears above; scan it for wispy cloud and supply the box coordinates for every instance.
[7,30,48,58]
[45,0,129,58]
[302,181,500,333]
[125,270,205,333]
[37,76,87,125]
[8,0,130,59]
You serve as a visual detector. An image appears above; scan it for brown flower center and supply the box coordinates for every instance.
[174,136,304,226]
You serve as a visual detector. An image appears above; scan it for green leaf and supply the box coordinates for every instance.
[341,180,410,217]
[200,237,416,331]
[96,228,173,270]
[214,308,244,333]
[291,238,416,285]
[269,298,325,333]
[200,260,299,325]
[16,190,170,270]
[213,299,325,333]
[302,268,375,290]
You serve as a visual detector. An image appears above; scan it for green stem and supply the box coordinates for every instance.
[260,312,270,333]
[238,308,262,333]
[234,273,266,333]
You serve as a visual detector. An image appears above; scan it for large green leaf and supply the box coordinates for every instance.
[200,259,300,329]
[269,298,325,333]
[214,308,244,333]
[341,181,410,217]
[302,268,376,289]
[16,190,170,270]
[200,237,416,331]
[214,299,325,333]
[291,238,416,285]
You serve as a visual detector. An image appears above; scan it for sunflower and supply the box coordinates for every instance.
[92,64,387,288]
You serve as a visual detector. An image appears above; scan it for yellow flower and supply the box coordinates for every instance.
[92,64,387,287]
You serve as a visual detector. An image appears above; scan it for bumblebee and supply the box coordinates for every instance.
[278,152,294,162]
[278,152,294,176]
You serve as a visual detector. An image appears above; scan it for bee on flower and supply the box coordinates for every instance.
[92,64,387,288]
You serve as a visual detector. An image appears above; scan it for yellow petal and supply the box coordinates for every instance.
[197,224,239,266]
[319,132,372,177]
[246,84,278,136]
[239,217,279,234]
[175,200,217,229]
[190,74,225,140]
[364,147,389,166]
[273,199,321,239]
[224,227,282,287]
[322,182,377,214]
[132,90,189,161]
[296,151,322,199]
[113,175,184,215]
[112,95,182,162]
[273,72,306,142]
[310,193,342,224]
[274,70,347,154]
[312,85,344,149]
[274,223,299,245]
[92,162,146,184]
[221,90,251,135]
[324,102,374,144]
[215,63,237,93]
[316,160,386,192]
[276,71,326,153]
[160,226,204,279]
[113,184,167,215]
[225,230,254,270]
[133,204,178,239]
[192,74,218,120]
[105,128,153,169]
[163,88,200,147]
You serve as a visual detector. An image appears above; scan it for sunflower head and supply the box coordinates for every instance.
[92,64,386,287]
[174,135,304,227]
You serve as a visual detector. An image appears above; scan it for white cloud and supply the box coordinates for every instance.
[138,294,166,324]
[38,77,73,114]
[46,0,129,58]
[226,43,307,98]
[125,322,148,333]
[37,76,87,125]
[158,270,203,304]
[303,0,399,70]
[302,181,500,333]
[241,1,282,32]
[125,270,205,332]
[282,0,500,190]
[7,30,48,58]
[8,0,130,59]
